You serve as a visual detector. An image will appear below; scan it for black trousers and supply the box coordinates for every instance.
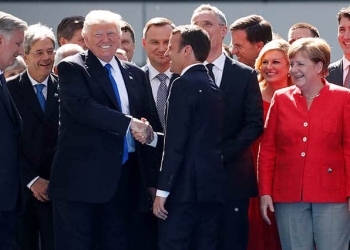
[52,165,130,250]
[0,209,16,250]
[13,197,53,250]
[158,202,221,250]
[217,199,250,250]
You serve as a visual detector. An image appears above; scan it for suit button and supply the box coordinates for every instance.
[301,152,306,157]
[303,137,307,142]
[327,168,333,173]
[234,208,239,212]
[303,122,308,127]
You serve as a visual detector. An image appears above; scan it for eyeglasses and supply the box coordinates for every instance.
[228,44,244,51]
[29,49,55,58]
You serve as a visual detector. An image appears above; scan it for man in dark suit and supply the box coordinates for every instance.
[326,6,350,87]
[0,12,27,250]
[152,24,225,250]
[127,17,176,250]
[7,23,58,250]
[48,10,153,250]
[191,4,264,250]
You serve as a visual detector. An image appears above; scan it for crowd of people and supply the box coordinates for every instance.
[0,3,349,250]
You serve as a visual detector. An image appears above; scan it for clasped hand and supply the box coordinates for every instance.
[130,117,154,144]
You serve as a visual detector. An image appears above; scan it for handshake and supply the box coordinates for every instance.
[130,117,154,144]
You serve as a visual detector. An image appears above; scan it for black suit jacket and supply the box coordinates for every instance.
[326,59,343,86]
[0,78,22,211]
[48,50,152,209]
[157,64,225,203]
[7,71,59,198]
[220,56,263,200]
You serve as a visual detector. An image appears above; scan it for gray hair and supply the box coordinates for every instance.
[191,4,227,26]
[24,23,56,54]
[54,43,83,66]
[0,11,27,40]
[82,10,122,37]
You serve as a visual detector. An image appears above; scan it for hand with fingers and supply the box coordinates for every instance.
[260,195,275,225]
[30,177,50,202]
[153,196,168,220]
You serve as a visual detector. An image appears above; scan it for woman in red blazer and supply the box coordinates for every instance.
[258,37,350,250]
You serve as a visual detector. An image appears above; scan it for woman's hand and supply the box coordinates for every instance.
[260,195,275,225]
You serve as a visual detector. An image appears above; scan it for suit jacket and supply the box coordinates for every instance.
[0,77,22,211]
[7,71,59,200]
[219,56,263,200]
[258,81,350,202]
[326,59,343,86]
[48,50,152,208]
[157,64,225,203]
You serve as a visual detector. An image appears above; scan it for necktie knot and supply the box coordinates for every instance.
[105,63,112,72]
[156,73,167,83]
[206,63,215,71]
[35,83,45,92]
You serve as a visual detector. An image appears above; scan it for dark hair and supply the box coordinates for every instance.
[120,20,135,43]
[172,25,210,62]
[289,22,320,38]
[143,17,175,38]
[337,6,350,23]
[57,16,85,46]
[229,14,272,45]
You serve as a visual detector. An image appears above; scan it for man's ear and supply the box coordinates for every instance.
[256,41,265,53]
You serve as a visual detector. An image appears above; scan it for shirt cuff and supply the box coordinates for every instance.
[27,176,40,189]
[156,190,169,198]
[147,132,158,147]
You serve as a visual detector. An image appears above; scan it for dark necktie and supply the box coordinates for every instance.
[35,84,46,111]
[156,73,168,130]
[105,63,129,164]
[344,66,350,88]
[206,63,216,84]
[0,74,12,111]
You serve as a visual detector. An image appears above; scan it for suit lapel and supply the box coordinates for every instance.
[220,56,236,92]
[85,51,121,111]
[18,72,45,121]
[45,75,58,117]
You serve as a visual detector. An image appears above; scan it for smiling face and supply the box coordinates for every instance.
[0,30,25,71]
[338,17,350,60]
[289,51,322,90]
[260,50,289,86]
[24,38,54,82]
[165,33,185,74]
[142,24,173,72]
[84,23,120,62]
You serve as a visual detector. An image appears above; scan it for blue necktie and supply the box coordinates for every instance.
[104,63,129,164]
[35,84,46,111]
[206,63,216,84]
[0,74,11,109]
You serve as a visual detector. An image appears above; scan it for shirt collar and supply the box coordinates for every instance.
[181,63,203,76]
[342,56,350,71]
[204,53,226,71]
[27,71,49,87]
[147,63,172,80]
[98,57,120,72]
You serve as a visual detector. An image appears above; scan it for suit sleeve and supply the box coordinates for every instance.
[157,79,193,192]
[222,69,264,161]
[57,60,131,136]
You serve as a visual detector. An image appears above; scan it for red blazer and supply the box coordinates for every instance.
[258,80,350,203]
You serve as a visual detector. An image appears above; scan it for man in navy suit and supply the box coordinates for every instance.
[7,23,58,250]
[326,6,350,87]
[48,10,153,250]
[191,4,264,250]
[0,11,27,250]
[152,24,225,250]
